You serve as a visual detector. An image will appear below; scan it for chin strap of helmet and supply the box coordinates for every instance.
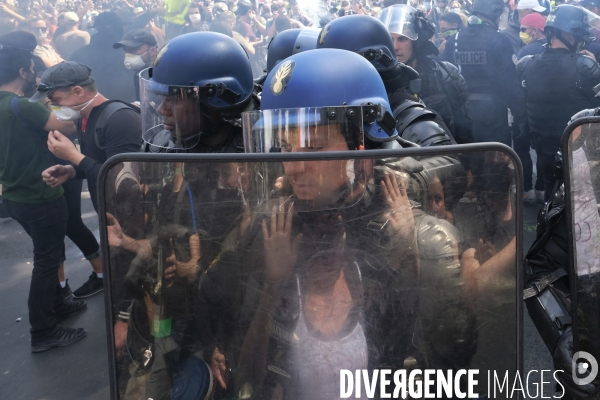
[553,29,581,53]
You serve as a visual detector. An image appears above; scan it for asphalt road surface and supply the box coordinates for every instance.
[0,185,552,400]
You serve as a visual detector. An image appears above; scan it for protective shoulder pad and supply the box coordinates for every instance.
[438,61,460,82]
[516,55,534,78]
[402,118,453,147]
[577,54,600,82]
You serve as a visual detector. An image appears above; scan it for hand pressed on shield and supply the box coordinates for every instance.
[164,235,201,280]
[261,199,302,285]
[106,213,124,248]
[211,347,228,390]
[381,172,416,248]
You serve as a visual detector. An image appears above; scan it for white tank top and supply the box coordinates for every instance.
[290,274,368,400]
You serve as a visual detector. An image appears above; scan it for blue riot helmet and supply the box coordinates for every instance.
[140,32,254,150]
[266,27,320,73]
[242,49,398,154]
[545,5,592,51]
[316,15,398,72]
[316,14,419,91]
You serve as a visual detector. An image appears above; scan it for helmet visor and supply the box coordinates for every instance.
[140,68,202,151]
[242,106,383,153]
[378,6,419,40]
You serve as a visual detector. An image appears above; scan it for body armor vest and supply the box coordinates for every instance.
[453,24,496,95]
[522,50,591,141]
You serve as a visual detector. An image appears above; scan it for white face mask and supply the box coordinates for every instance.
[124,52,147,70]
[189,13,201,23]
[51,93,99,121]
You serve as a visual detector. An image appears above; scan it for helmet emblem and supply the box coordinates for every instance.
[271,60,295,95]
[154,43,169,67]
[318,25,330,45]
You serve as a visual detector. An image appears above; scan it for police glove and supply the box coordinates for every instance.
[553,327,600,399]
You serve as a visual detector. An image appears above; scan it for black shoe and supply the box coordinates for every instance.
[31,326,86,353]
[73,272,104,298]
[61,279,73,299]
[55,300,87,321]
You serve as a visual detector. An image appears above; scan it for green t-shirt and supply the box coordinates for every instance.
[0,92,64,203]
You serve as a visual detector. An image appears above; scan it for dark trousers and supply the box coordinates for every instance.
[4,196,68,337]
[468,99,511,146]
[513,130,533,192]
[63,179,100,260]
[532,134,561,201]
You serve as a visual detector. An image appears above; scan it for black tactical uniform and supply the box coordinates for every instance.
[517,5,600,199]
[441,0,528,146]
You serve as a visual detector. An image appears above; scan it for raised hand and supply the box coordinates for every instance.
[381,172,415,247]
[163,235,200,280]
[261,199,302,285]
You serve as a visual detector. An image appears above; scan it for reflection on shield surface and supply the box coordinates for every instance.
[565,121,600,374]
[99,146,522,399]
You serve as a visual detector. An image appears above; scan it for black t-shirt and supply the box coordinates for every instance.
[75,100,142,211]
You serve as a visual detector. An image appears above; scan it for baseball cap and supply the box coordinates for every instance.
[517,0,546,12]
[113,29,157,49]
[63,11,79,24]
[90,12,123,30]
[133,7,144,15]
[521,12,546,30]
[29,61,94,102]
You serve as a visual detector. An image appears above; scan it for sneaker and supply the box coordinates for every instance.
[536,190,545,204]
[523,189,537,205]
[61,279,73,299]
[55,300,87,321]
[73,272,104,299]
[31,326,86,353]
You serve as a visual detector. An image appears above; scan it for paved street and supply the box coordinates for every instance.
[0,185,552,399]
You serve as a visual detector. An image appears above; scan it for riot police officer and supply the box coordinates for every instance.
[517,5,600,200]
[140,31,259,154]
[197,48,477,399]
[441,0,528,147]
[316,14,456,147]
[524,108,600,399]
[379,4,474,145]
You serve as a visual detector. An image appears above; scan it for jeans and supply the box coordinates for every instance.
[4,196,68,337]
[63,179,100,260]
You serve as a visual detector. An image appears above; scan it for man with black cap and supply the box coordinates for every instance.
[33,61,142,297]
[113,29,158,101]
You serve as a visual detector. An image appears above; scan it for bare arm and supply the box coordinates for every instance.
[43,113,77,136]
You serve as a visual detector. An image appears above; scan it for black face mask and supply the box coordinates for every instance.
[23,74,37,98]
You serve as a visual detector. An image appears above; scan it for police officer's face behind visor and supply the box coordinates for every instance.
[390,33,414,64]
[157,92,202,138]
[280,123,352,202]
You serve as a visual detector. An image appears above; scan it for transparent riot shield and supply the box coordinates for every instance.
[99,144,523,400]
[563,118,600,386]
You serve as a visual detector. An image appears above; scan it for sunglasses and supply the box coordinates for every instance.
[36,82,56,96]
[33,27,48,33]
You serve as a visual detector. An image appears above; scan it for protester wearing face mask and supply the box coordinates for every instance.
[33,62,142,215]
[26,16,64,67]
[516,12,547,59]
[113,29,158,100]
[0,45,87,353]
[180,4,210,34]
[438,11,464,53]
